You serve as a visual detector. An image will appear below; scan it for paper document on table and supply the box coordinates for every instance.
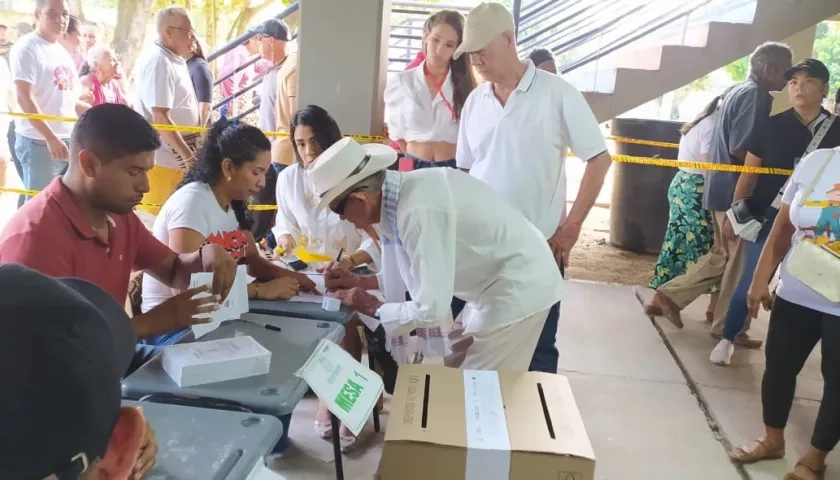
[288,274,326,303]
[190,265,249,338]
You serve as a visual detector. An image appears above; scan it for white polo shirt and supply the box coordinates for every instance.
[456,60,606,238]
[133,42,199,168]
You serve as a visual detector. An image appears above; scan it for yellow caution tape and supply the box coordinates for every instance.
[606,136,680,149]
[803,200,840,207]
[611,154,793,176]
[0,111,389,143]
[3,111,683,148]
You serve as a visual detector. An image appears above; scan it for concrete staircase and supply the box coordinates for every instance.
[564,0,840,122]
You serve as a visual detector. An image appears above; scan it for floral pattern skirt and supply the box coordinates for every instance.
[649,170,717,291]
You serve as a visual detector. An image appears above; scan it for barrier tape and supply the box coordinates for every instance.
[3,111,685,148]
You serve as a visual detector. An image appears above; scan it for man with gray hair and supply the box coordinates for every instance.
[642,41,792,348]
[133,6,199,170]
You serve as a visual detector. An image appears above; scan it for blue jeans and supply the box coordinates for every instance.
[402,153,457,170]
[14,134,68,196]
[529,301,561,373]
[722,210,778,341]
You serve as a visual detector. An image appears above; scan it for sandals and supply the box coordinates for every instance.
[784,462,826,480]
[730,438,785,464]
[313,420,361,453]
[634,288,683,328]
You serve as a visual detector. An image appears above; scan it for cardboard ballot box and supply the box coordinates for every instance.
[377,365,595,480]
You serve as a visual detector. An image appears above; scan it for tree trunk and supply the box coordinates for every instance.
[112,0,155,78]
[69,0,85,22]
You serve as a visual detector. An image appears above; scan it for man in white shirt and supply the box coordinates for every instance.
[133,7,199,170]
[9,0,90,194]
[312,138,563,372]
[455,2,612,374]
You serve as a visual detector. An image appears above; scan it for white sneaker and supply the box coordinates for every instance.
[710,339,735,366]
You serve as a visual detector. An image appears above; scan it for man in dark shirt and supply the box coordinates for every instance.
[710,58,840,365]
[642,42,793,346]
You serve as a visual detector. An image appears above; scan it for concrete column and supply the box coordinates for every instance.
[297,0,392,138]
[771,24,818,115]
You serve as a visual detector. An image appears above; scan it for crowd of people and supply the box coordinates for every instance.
[0,0,837,479]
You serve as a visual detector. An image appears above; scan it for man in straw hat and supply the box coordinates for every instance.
[313,138,563,371]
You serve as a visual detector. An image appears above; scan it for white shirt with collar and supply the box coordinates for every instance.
[133,42,199,168]
[457,60,607,238]
[272,163,380,268]
[383,60,459,144]
[375,169,563,337]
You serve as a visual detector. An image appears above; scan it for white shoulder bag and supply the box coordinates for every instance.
[785,150,840,303]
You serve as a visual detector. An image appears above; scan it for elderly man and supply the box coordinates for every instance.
[133,6,199,170]
[454,2,612,374]
[642,42,793,348]
[314,138,563,371]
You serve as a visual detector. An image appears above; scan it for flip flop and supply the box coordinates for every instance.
[314,420,332,440]
[634,288,659,318]
[730,438,785,464]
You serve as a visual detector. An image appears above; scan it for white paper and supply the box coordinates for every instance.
[463,370,511,480]
[161,336,271,387]
[288,274,327,303]
[190,265,249,338]
[295,339,384,436]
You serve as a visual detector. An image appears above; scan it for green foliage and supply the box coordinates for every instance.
[724,56,749,83]
[813,22,840,94]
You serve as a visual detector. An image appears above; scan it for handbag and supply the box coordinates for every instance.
[785,150,840,303]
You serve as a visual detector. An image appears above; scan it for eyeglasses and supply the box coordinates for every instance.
[329,189,358,216]
[167,25,195,38]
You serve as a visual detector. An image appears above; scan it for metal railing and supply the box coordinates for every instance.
[206,0,757,117]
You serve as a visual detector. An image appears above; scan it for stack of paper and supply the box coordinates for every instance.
[190,265,249,338]
[726,208,762,242]
[161,336,272,387]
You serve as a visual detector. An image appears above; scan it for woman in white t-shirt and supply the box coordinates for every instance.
[384,9,477,169]
[648,97,722,320]
[141,118,316,345]
[273,105,379,451]
[731,147,840,479]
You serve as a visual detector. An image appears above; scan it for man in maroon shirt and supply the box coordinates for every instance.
[0,103,237,342]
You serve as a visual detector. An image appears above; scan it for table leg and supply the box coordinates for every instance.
[367,345,381,433]
[331,412,344,480]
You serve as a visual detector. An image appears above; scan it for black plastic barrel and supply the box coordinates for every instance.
[609,118,682,255]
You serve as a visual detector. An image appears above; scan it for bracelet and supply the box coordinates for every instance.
[198,244,204,265]
[253,282,261,300]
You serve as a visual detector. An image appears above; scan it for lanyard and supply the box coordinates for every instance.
[424,64,456,121]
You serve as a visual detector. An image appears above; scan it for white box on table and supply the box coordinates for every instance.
[161,335,272,387]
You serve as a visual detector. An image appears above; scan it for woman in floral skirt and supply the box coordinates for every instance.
[649,97,723,312]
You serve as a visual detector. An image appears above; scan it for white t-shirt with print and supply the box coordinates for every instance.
[133,43,199,168]
[8,32,79,140]
[141,182,249,313]
[777,147,840,317]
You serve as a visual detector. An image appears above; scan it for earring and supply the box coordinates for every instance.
[226,176,231,181]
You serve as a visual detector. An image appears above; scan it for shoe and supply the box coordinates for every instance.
[710,339,734,366]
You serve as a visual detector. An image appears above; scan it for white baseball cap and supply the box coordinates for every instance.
[453,2,516,60]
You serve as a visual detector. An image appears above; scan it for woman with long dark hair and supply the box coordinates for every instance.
[384,9,477,169]
[140,118,316,345]
[647,95,723,319]
[186,39,213,126]
[273,105,379,452]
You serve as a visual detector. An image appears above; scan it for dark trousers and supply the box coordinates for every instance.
[763,295,840,452]
[529,301,561,373]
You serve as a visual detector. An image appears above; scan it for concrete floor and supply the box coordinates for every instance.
[266,281,834,480]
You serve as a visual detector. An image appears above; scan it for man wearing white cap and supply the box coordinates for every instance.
[314,137,563,371]
[454,2,612,373]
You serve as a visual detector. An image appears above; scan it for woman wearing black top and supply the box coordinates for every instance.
[186,39,213,126]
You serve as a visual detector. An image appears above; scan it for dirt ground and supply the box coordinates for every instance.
[566,204,658,287]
